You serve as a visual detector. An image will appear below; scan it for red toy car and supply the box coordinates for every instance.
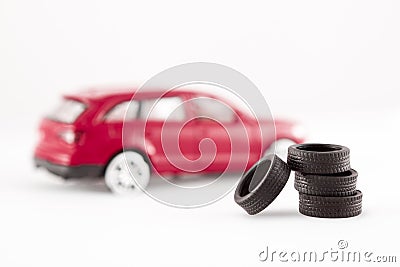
[34,88,304,193]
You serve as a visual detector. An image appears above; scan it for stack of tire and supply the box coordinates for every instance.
[287,143,362,218]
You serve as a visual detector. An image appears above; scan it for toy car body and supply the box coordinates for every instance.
[34,88,304,192]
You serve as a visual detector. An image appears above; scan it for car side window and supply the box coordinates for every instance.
[104,101,139,122]
[191,97,236,122]
[140,97,186,121]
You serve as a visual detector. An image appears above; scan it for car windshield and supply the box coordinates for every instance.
[47,98,86,124]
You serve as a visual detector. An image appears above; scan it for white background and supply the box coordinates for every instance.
[1,0,400,266]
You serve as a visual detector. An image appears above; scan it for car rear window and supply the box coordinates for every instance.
[47,98,86,124]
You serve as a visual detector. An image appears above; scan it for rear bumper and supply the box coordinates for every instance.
[34,157,104,178]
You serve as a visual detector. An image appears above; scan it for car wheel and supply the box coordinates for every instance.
[105,151,150,195]
[264,138,296,161]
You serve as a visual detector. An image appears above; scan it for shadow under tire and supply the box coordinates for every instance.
[234,154,291,215]
[294,169,358,196]
[288,143,351,174]
[298,190,362,218]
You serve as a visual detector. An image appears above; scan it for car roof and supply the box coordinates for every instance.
[62,86,254,117]
[63,87,197,103]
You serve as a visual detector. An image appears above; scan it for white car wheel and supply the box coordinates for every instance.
[264,139,296,161]
[105,151,150,195]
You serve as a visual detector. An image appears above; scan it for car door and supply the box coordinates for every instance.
[189,96,250,172]
[139,96,196,173]
[90,100,140,165]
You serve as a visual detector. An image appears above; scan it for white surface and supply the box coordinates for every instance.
[1,1,400,266]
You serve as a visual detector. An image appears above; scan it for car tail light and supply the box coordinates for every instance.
[59,130,82,144]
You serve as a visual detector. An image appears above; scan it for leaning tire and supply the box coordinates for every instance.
[294,169,358,196]
[287,143,350,174]
[299,190,362,218]
[234,154,291,215]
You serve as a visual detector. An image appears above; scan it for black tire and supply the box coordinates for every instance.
[287,143,350,174]
[299,190,362,218]
[294,169,358,196]
[234,154,291,215]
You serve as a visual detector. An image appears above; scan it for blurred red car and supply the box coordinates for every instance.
[34,88,304,193]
